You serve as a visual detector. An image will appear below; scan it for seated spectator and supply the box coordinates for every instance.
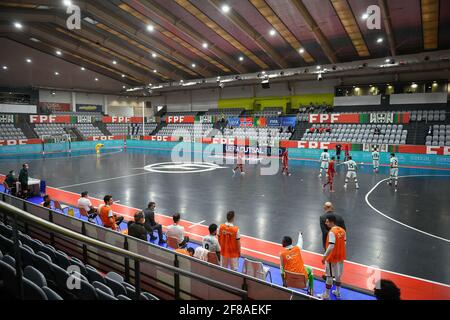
[174,247,194,257]
[4,170,17,195]
[308,127,315,133]
[77,191,98,223]
[280,232,314,294]
[202,223,221,261]
[374,126,381,135]
[166,213,189,248]
[41,195,52,209]
[127,212,148,241]
[142,202,165,245]
[428,126,433,135]
[325,127,331,133]
[99,195,124,231]
[194,246,209,261]
[374,279,401,300]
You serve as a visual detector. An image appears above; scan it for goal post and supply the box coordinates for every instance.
[41,134,72,154]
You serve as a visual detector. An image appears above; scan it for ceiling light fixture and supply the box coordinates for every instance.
[269,29,276,36]
[147,24,154,32]
[202,42,208,49]
[54,71,59,75]
[152,53,157,58]
[81,67,85,71]
[95,77,99,81]
[112,60,117,65]
[191,63,196,68]
[2,66,8,70]
[13,22,23,30]
[63,0,72,6]
[26,58,32,63]
[56,50,62,56]
[239,56,244,61]
[299,48,305,54]
[377,37,383,43]
[362,13,369,20]
[221,4,230,13]
[153,69,157,73]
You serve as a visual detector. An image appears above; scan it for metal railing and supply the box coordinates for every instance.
[0,199,248,300]
[0,193,315,300]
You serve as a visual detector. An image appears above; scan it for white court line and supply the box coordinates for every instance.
[56,172,151,189]
[48,178,450,288]
[365,174,450,244]
[188,220,206,229]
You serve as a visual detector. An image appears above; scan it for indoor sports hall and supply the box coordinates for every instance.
[0,0,449,304]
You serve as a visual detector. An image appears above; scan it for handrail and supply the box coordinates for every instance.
[0,200,248,299]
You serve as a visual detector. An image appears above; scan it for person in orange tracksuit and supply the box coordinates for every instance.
[174,247,194,257]
[318,215,346,300]
[99,195,124,231]
[280,231,314,294]
[218,211,241,271]
[322,156,336,192]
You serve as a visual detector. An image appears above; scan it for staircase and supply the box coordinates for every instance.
[290,122,311,140]
[17,122,38,139]
[65,127,83,141]
[95,122,111,136]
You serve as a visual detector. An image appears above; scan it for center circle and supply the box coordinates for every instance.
[143,162,224,174]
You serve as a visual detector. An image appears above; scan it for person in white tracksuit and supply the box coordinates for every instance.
[388,153,399,192]
[319,149,330,178]
[342,156,359,189]
[372,147,380,173]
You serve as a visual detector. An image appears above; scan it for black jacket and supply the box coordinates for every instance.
[5,173,17,187]
[143,208,157,227]
[19,168,28,186]
[319,212,346,248]
[127,221,148,241]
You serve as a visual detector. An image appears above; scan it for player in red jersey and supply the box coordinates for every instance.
[281,148,291,176]
[323,156,336,192]
[233,151,245,175]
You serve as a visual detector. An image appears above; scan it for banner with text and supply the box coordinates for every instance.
[309,112,410,124]
[0,138,42,146]
[76,104,102,113]
[166,115,195,124]
[0,114,16,123]
[39,102,71,113]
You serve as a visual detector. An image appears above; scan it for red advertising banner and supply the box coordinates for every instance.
[38,102,71,112]
[87,135,125,141]
[394,145,450,156]
[29,115,71,123]
[143,135,177,142]
[166,115,195,124]
[0,138,42,146]
[309,113,359,124]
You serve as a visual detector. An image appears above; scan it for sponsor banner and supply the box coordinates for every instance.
[76,104,102,113]
[87,135,125,141]
[267,117,281,127]
[29,115,71,123]
[195,115,215,123]
[309,112,410,124]
[142,135,178,142]
[166,115,195,124]
[0,138,42,146]
[254,117,267,127]
[227,117,240,127]
[102,116,145,124]
[0,114,15,123]
[76,115,93,123]
[280,116,297,127]
[363,144,389,152]
[391,145,450,156]
[38,102,71,112]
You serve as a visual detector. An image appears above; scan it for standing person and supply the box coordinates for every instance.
[142,202,166,245]
[233,151,245,175]
[18,163,29,198]
[166,213,189,248]
[279,231,314,294]
[202,223,221,260]
[318,149,330,178]
[388,153,399,192]
[127,212,148,241]
[218,211,241,271]
[342,156,359,189]
[344,144,350,161]
[99,195,124,231]
[323,157,336,192]
[77,191,98,223]
[318,215,346,300]
[281,148,291,176]
[335,144,342,162]
[372,147,380,173]
[319,202,346,249]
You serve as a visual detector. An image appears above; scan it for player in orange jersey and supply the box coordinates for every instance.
[218,211,241,271]
[318,215,346,300]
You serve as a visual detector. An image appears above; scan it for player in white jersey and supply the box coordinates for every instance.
[318,149,330,178]
[388,153,399,192]
[372,147,380,173]
[202,223,221,260]
[342,156,359,189]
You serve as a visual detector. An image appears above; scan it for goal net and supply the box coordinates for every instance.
[41,134,72,154]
